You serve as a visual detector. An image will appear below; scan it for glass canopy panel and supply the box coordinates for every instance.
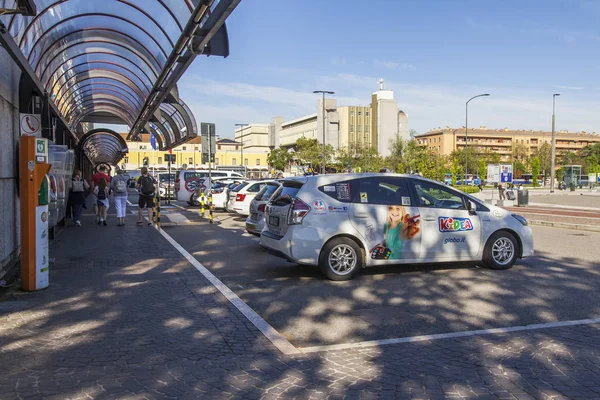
[159,116,176,144]
[43,52,157,95]
[64,93,139,120]
[55,69,148,112]
[72,105,136,127]
[49,61,152,98]
[64,86,143,113]
[56,77,145,111]
[15,1,175,58]
[149,122,168,147]
[32,26,166,75]
[68,99,138,123]
[180,100,198,135]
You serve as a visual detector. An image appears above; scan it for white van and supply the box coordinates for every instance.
[174,170,243,203]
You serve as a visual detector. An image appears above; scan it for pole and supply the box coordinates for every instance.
[156,193,161,229]
[465,93,490,182]
[167,160,171,205]
[208,124,213,224]
[241,126,244,177]
[321,91,326,174]
[550,94,560,193]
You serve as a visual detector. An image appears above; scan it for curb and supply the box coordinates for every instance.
[528,220,600,233]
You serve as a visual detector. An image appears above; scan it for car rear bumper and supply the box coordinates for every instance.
[245,217,264,236]
[260,228,319,266]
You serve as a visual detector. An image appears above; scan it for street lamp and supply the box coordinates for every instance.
[465,93,490,178]
[235,123,249,176]
[550,93,560,193]
[313,90,335,174]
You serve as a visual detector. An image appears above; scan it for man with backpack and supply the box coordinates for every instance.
[111,168,130,226]
[136,167,157,226]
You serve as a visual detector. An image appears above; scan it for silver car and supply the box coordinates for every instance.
[260,173,534,281]
[245,181,282,236]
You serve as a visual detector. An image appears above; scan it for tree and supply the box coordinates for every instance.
[267,148,292,171]
[478,158,487,181]
[387,137,423,174]
[560,150,577,167]
[294,137,334,171]
[450,157,461,186]
[511,142,529,165]
[530,156,540,187]
[534,142,552,178]
[409,129,418,139]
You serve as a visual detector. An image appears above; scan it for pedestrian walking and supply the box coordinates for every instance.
[110,168,130,226]
[69,170,89,227]
[136,167,157,226]
[498,183,506,200]
[94,177,109,226]
[92,165,111,224]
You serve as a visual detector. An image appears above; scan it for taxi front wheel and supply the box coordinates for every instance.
[319,238,363,281]
[483,231,518,270]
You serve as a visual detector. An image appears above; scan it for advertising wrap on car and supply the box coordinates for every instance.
[362,205,421,260]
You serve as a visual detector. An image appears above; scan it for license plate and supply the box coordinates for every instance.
[269,216,279,226]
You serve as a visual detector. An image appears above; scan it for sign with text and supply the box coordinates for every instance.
[200,123,216,158]
[487,164,500,184]
[20,113,41,136]
[500,164,513,183]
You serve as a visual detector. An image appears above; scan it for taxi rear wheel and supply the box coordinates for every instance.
[483,231,518,270]
[319,238,363,281]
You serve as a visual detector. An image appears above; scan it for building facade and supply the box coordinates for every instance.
[415,127,600,162]
[234,124,271,154]
[269,80,408,154]
[120,134,269,175]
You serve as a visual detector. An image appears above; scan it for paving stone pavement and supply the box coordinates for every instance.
[1,214,600,399]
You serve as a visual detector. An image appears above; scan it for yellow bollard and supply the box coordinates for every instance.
[156,195,161,229]
[209,192,213,224]
[152,193,157,224]
[201,190,205,217]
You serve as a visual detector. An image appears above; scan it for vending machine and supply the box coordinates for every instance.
[19,136,52,291]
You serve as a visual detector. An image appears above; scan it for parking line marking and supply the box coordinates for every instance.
[126,199,134,206]
[299,318,600,353]
[154,226,300,355]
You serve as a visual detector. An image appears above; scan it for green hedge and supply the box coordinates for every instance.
[455,185,480,194]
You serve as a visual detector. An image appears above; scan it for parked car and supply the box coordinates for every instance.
[157,172,176,199]
[260,173,534,281]
[174,170,242,203]
[226,181,250,212]
[127,170,141,188]
[190,178,243,209]
[245,180,282,236]
[228,180,271,216]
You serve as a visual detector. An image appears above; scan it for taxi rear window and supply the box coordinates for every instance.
[318,180,353,203]
[271,181,303,206]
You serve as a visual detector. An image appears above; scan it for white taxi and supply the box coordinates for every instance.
[260,174,534,280]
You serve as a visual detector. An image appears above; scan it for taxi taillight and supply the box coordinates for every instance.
[289,198,310,225]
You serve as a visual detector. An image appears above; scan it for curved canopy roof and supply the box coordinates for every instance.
[80,128,128,166]
[0,0,239,163]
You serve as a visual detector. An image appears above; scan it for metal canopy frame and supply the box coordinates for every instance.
[0,0,239,155]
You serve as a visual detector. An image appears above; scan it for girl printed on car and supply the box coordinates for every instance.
[371,205,420,260]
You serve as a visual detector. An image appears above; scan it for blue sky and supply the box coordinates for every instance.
[177,0,600,139]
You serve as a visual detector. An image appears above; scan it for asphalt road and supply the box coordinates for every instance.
[165,207,600,349]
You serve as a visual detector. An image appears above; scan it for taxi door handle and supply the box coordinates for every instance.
[422,216,436,221]
[353,213,369,218]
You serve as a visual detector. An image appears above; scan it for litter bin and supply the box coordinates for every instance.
[517,189,529,206]
[570,183,576,192]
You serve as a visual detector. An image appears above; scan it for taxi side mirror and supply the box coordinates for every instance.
[468,200,477,215]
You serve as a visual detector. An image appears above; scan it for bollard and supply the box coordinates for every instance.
[201,190,205,217]
[209,191,213,224]
[156,194,161,229]
[152,193,157,224]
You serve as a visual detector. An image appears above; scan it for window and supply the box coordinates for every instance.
[158,157,162,164]
[189,158,193,164]
[232,158,237,165]
[358,111,362,116]
[195,147,199,150]
[350,111,354,117]
[351,125,354,133]
[256,158,260,166]
[182,146,186,150]
[412,180,465,209]
[318,177,408,205]
[366,111,369,116]
[215,158,219,165]
[218,145,221,150]
[244,158,248,166]
[358,125,362,133]
[247,183,265,193]
[366,125,369,133]
[124,157,129,163]
[235,146,239,150]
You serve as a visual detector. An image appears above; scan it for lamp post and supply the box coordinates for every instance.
[235,123,249,176]
[313,90,335,174]
[550,93,560,193]
[465,93,490,178]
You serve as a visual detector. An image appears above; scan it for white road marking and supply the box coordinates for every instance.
[126,199,134,206]
[166,212,189,223]
[154,226,300,355]
[299,317,600,353]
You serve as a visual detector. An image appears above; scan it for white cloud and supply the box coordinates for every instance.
[178,72,600,139]
[556,85,585,90]
[373,60,416,70]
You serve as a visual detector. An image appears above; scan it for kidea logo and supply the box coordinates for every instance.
[438,217,473,232]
